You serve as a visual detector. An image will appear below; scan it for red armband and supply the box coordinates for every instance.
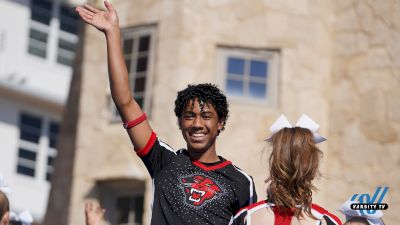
[123,113,147,129]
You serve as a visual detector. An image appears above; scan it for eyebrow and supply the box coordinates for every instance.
[201,111,214,115]
[181,110,214,115]
[182,111,195,115]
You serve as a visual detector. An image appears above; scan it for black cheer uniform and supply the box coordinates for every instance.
[136,132,257,225]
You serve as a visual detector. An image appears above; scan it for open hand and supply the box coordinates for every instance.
[85,200,105,225]
[75,1,119,33]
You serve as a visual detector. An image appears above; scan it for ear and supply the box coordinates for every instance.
[177,118,183,130]
[217,119,223,131]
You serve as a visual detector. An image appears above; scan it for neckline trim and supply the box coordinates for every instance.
[191,159,232,171]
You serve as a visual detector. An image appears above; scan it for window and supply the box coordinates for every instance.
[17,114,42,177]
[109,26,156,121]
[28,0,79,66]
[16,112,59,182]
[46,122,59,181]
[218,48,280,106]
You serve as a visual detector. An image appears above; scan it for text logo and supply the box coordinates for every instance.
[351,186,389,215]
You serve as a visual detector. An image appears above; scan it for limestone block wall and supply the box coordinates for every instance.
[328,0,400,223]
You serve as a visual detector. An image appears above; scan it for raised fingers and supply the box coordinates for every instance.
[84,4,102,14]
[76,6,94,16]
[79,13,93,24]
[103,0,115,13]
[76,7,93,23]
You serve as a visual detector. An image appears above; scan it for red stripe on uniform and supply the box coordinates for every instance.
[234,200,269,222]
[312,204,342,225]
[191,160,232,171]
[238,200,269,214]
[311,203,327,214]
[324,211,342,225]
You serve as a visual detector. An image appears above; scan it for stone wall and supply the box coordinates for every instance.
[327,0,400,223]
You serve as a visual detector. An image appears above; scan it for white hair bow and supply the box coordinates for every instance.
[0,174,12,194]
[10,210,34,225]
[265,114,326,143]
[340,200,384,225]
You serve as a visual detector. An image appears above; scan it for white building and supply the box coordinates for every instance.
[0,0,79,222]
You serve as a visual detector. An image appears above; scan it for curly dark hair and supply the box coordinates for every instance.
[174,83,229,131]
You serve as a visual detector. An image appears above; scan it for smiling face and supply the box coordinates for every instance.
[179,99,223,154]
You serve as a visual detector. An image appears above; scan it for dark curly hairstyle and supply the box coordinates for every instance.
[174,83,229,131]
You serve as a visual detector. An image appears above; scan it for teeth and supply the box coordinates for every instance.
[190,189,205,196]
[192,133,205,137]
[189,188,205,202]
[189,196,201,202]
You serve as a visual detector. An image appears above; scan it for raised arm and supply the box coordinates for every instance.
[76,1,152,151]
